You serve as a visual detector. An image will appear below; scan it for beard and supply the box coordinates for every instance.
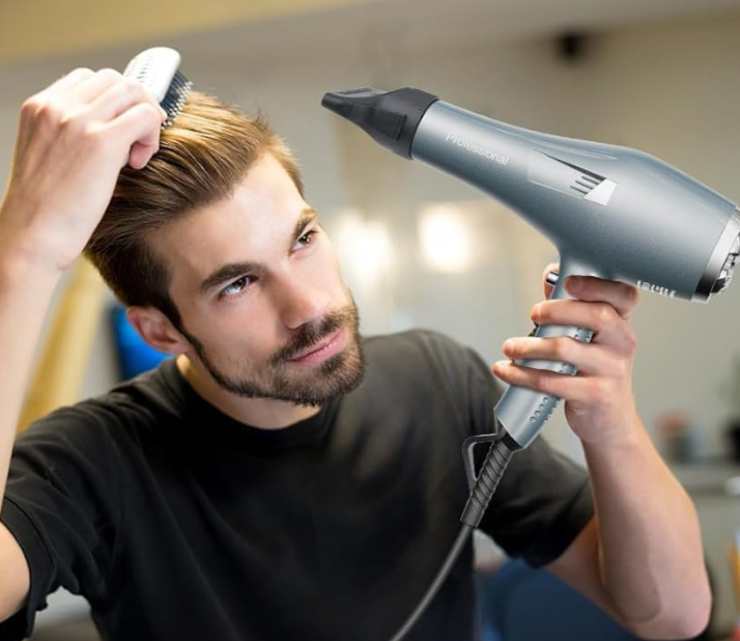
[179,293,365,407]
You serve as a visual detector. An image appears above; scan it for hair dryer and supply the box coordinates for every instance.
[322,87,740,641]
[322,86,740,449]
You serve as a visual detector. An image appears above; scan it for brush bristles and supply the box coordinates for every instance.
[160,70,193,129]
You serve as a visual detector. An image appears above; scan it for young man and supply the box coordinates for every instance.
[0,68,709,641]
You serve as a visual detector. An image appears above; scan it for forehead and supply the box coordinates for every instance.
[151,152,305,291]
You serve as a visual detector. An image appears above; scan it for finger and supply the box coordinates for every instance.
[38,67,95,99]
[68,68,125,104]
[542,261,560,298]
[501,336,615,376]
[491,359,594,403]
[105,102,163,169]
[564,275,639,319]
[531,298,633,352]
[127,141,156,169]
[88,76,167,124]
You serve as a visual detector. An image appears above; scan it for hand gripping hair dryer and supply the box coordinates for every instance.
[322,87,740,640]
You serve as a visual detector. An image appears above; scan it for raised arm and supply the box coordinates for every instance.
[0,67,165,622]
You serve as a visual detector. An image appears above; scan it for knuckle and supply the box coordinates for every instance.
[552,337,572,361]
[535,301,549,321]
[506,341,519,358]
[20,96,40,117]
[122,78,153,106]
[36,100,64,125]
[590,378,611,403]
[58,110,85,133]
[69,67,94,80]
[121,76,145,94]
[96,67,121,82]
[626,284,640,305]
[82,128,108,154]
[596,304,617,326]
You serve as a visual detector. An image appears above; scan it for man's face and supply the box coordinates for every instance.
[152,152,364,407]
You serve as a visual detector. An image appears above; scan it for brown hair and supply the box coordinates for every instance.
[84,90,303,331]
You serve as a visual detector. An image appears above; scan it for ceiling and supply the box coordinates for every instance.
[3,0,740,66]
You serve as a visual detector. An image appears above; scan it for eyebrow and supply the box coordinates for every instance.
[199,207,318,296]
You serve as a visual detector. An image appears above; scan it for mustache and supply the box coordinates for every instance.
[272,304,356,364]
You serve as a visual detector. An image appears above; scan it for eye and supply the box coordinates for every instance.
[296,228,318,247]
[220,275,253,299]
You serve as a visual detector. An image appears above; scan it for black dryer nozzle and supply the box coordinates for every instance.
[321,87,438,159]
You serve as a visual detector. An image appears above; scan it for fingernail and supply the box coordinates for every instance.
[566,276,580,293]
[502,339,514,352]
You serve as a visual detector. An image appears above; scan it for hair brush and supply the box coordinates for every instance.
[123,46,193,129]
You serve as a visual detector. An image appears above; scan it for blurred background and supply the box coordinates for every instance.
[4,0,740,639]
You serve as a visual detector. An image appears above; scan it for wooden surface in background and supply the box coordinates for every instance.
[17,258,106,433]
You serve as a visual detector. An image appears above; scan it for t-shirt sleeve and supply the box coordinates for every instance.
[461,339,594,568]
[0,404,122,640]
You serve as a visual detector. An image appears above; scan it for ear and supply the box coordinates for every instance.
[126,306,190,356]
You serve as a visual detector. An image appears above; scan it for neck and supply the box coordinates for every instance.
[175,354,321,429]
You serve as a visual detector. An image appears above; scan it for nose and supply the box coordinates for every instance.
[276,274,331,331]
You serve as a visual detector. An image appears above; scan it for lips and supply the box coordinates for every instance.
[289,329,342,361]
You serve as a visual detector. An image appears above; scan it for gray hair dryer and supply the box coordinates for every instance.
[322,86,740,448]
[321,87,740,640]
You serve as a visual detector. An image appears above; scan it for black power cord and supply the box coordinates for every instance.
[387,524,473,641]
[387,431,518,641]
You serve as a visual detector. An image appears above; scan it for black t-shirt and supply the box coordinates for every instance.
[0,329,593,641]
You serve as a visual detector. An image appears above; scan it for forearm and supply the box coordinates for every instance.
[0,66,165,506]
[0,225,62,504]
[583,410,710,638]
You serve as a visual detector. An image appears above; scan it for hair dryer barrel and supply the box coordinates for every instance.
[322,86,740,302]
[411,100,740,302]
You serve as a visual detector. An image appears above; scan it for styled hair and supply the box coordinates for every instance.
[84,90,303,331]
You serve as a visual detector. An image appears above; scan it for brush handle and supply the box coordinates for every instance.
[123,47,181,103]
[494,255,602,449]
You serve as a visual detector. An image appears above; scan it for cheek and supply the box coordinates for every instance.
[182,304,260,356]
[199,322,278,366]
[311,242,346,294]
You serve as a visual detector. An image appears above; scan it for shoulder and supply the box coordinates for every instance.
[362,328,476,369]
[359,328,498,402]
[15,363,175,453]
[363,328,492,386]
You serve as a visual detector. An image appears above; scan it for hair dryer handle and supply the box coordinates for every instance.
[493,256,602,449]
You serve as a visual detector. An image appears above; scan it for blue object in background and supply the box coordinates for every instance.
[109,303,171,380]
[476,559,642,641]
